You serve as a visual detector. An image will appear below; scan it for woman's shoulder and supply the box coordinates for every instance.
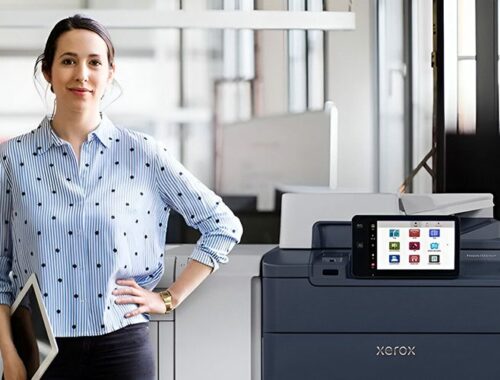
[0,122,43,157]
[0,126,41,175]
[111,123,167,157]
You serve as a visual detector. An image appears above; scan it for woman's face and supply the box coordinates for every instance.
[44,28,114,114]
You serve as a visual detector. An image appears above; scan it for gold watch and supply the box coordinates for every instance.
[158,290,173,314]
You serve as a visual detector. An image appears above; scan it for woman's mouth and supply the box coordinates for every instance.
[69,87,93,96]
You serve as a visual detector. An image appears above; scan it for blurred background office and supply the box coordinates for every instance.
[0,0,496,242]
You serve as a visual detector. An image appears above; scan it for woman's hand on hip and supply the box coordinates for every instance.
[113,279,171,317]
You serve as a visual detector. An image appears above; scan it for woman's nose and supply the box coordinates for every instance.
[75,63,89,83]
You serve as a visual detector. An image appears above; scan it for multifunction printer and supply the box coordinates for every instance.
[262,193,500,380]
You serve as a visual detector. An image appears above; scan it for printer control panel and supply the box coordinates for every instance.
[305,217,500,285]
[352,215,460,279]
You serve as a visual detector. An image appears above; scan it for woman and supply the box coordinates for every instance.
[0,14,242,380]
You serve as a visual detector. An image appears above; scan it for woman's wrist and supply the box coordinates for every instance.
[156,288,179,314]
[1,343,19,361]
[158,289,173,314]
[169,288,180,309]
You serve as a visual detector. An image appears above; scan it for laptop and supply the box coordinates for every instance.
[3,274,58,380]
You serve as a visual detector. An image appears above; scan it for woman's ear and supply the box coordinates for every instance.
[108,62,115,84]
[42,70,51,84]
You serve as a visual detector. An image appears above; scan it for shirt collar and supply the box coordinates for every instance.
[89,114,118,149]
[35,114,118,156]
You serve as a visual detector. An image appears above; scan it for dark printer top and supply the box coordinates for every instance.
[262,218,500,336]
[262,218,500,284]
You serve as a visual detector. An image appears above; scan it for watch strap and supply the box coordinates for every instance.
[159,289,173,314]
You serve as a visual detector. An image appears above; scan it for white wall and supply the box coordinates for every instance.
[252,0,379,193]
[254,0,288,116]
[378,0,406,193]
[326,0,378,192]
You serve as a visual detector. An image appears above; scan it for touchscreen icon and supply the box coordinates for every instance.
[389,255,400,264]
[430,242,439,250]
[429,255,440,264]
[389,229,400,238]
[409,242,420,250]
[429,229,440,238]
[409,229,420,238]
[389,242,400,251]
[409,255,420,264]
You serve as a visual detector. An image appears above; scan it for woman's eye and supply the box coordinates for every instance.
[90,60,102,67]
[62,58,75,65]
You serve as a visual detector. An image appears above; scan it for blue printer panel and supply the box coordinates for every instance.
[263,277,500,333]
[263,333,500,380]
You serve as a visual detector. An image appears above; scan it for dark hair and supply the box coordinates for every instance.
[34,14,115,77]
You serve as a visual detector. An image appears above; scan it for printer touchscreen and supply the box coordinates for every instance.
[352,215,459,278]
[377,220,455,270]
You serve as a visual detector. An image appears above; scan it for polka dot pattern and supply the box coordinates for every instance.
[0,114,242,338]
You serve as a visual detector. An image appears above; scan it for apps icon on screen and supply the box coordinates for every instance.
[430,242,439,250]
[389,229,400,238]
[409,255,420,264]
[409,229,420,238]
[429,255,440,264]
[389,255,400,264]
[389,242,400,251]
[429,229,440,238]
[409,242,420,251]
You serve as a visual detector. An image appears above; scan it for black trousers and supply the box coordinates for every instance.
[42,322,155,380]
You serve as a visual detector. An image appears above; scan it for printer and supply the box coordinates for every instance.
[262,193,500,380]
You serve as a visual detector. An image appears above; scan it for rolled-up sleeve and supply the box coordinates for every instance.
[0,149,13,306]
[153,142,243,271]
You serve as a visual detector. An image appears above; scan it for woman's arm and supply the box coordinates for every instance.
[0,150,16,356]
[0,148,26,379]
[0,304,27,380]
[0,304,15,357]
[152,139,243,272]
[0,148,14,306]
[113,137,242,316]
[162,259,212,308]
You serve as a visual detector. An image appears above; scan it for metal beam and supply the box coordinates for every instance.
[0,10,355,31]
[434,0,446,192]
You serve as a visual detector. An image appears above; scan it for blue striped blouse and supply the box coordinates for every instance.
[0,115,242,337]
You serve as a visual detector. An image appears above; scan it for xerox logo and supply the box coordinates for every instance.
[376,346,416,357]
